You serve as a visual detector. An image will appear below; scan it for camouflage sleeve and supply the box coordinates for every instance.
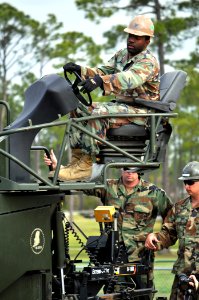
[156,207,178,249]
[81,66,106,78]
[81,53,158,96]
[102,59,157,96]
[83,180,121,206]
[83,188,106,204]
[103,180,123,210]
[104,189,117,207]
[156,189,173,221]
[82,60,157,96]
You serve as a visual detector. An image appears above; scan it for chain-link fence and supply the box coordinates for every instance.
[154,259,176,299]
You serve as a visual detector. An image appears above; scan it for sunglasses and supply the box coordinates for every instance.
[183,180,199,186]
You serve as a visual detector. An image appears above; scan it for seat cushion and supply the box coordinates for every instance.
[107,124,148,138]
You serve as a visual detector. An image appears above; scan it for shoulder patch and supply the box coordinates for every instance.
[143,181,159,192]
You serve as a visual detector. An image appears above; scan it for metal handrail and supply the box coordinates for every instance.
[0,112,177,191]
[0,101,11,177]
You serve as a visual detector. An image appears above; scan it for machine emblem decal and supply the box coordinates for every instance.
[30,228,45,254]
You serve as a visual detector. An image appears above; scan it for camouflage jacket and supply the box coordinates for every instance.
[156,196,199,275]
[81,48,160,101]
[91,177,172,261]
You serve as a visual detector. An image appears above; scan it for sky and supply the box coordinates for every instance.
[2,0,129,73]
[1,0,194,73]
[3,0,90,33]
[3,0,126,44]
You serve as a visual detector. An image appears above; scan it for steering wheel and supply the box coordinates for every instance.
[64,70,93,106]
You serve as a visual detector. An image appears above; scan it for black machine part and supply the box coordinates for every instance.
[6,73,80,182]
[64,70,93,106]
[60,214,155,300]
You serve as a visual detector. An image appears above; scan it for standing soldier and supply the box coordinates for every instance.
[52,14,160,182]
[96,167,173,298]
[145,161,199,300]
[45,148,173,299]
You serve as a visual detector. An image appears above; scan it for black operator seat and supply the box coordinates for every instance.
[98,70,187,164]
[5,74,79,182]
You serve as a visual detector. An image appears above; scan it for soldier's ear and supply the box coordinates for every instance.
[146,38,150,46]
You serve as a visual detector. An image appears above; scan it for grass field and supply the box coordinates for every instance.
[64,212,177,298]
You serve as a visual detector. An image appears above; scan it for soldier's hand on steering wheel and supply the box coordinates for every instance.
[63,62,81,75]
[79,74,103,94]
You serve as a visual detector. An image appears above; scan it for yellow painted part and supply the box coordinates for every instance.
[94,206,116,222]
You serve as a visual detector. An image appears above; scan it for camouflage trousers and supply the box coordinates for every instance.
[170,275,199,300]
[69,101,148,155]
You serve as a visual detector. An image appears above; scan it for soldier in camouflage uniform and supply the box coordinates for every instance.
[84,167,172,297]
[43,153,172,297]
[145,161,199,300]
[54,15,160,181]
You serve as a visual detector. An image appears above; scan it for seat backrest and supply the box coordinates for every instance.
[101,70,187,165]
[134,69,187,111]
[160,70,187,108]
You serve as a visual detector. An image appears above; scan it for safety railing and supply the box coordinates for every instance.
[0,111,177,192]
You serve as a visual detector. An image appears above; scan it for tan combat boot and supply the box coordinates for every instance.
[48,149,82,178]
[58,154,93,181]
[60,148,82,169]
[66,148,82,166]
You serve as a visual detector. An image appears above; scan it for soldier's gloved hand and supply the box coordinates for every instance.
[78,75,103,94]
[63,62,81,75]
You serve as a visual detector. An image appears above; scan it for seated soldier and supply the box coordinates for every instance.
[54,15,160,181]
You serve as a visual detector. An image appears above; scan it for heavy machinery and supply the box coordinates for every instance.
[0,69,187,299]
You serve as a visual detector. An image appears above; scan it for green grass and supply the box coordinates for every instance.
[65,214,99,260]
[65,212,177,298]
[154,269,175,297]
